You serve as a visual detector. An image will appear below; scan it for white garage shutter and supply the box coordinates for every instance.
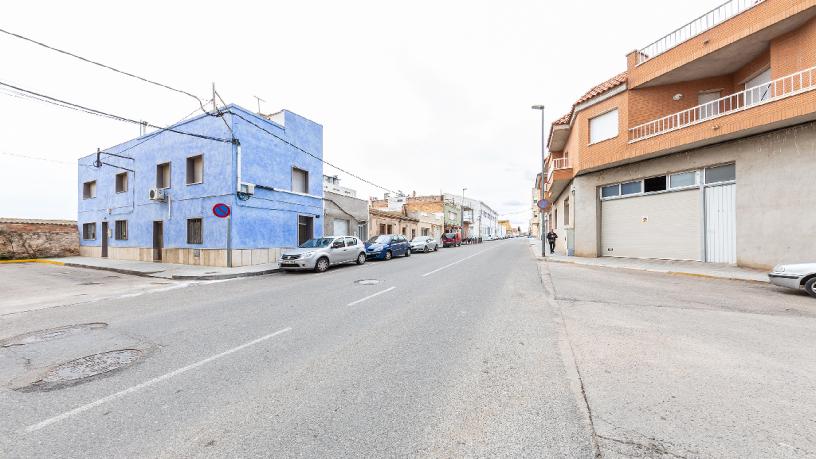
[601,189,701,261]
[333,219,350,236]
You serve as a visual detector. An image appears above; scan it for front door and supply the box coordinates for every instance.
[153,221,163,262]
[101,222,109,258]
[298,215,313,246]
[705,184,736,264]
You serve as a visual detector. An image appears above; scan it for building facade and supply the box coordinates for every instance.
[530,173,542,238]
[545,0,816,268]
[443,194,499,240]
[322,175,368,239]
[371,194,459,240]
[77,105,324,267]
[369,208,419,238]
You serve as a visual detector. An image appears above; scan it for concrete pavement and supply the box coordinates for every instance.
[0,239,595,457]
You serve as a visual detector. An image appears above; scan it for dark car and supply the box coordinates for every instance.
[365,234,411,260]
[441,232,462,248]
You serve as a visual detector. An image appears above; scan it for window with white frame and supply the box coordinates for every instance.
[670,171,697,188]
[589,109,619,144]
[705,164,736,184]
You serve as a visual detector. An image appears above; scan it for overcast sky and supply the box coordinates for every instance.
[0,0,716,228]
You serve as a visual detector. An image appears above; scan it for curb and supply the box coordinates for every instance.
[171,268,280,281]
[0,259,65,266]
[62,263,163,278]
[538,255,768,284]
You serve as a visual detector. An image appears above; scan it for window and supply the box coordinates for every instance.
[115,220,128,240]
[115,173,128,193]
[186,155,203,184]
[670,171,697,188]
[344,237,357,247]
[705,164,736,184]
[82,223,96,240]
[698,91,721,119]
[421,228,430,236]
[357,223,368,240]
[187,218,203,244]
[83,181,97,199]
[601,184,620,198]
[621,181,642,195]
[292,167,309,194]
[644,176,667,193]
[745,68,772,105]
[387,224,394,233]
[564,198,569,226]
[554,209,558,229]
[156,163,171,189]
[411,229,416,239]
[589,109,619,144]
[379,223,387,234]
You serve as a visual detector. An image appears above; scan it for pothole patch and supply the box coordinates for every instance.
[355,279,380,285]
[1,323,108,348]
[20,349,143,391]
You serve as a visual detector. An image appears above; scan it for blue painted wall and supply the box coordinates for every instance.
[77,104,323,252]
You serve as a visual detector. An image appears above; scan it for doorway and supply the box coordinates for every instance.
[705,184,736,264]
[101,221,109,258]
[298,215,313,246]
[153,221,163,262]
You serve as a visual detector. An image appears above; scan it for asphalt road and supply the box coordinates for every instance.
[0,239,595,457]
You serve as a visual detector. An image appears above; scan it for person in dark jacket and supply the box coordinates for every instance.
[546,230,558,254]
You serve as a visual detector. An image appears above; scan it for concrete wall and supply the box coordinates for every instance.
[572,121,816,268]
[77,105,323,266]
[323,191,369,239]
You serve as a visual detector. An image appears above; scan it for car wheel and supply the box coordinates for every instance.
[805,277,816,299]
[434,245,438,252]
[314,257,330,273]
[424,246,429,253]
[405,248,411,257]
[356,253,366,265]
[384,250,392,261]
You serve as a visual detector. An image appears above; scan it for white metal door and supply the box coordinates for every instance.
[333,219,350,236]
[705,184,736,264]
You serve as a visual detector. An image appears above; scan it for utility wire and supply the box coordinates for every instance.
[0,27,208,113]
[0,80,232,144]
[227,110,398,195]
[0,151,93,167]
[112,99,215,156]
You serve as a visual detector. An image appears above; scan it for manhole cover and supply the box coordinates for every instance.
[1,323,107,348]
[355,279,380,285]
[40,349,143,384]
[79,282,102,286]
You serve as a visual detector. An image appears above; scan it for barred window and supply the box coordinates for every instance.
[115,220,128,240]
[82,223,96,240]
[187,218,203,244]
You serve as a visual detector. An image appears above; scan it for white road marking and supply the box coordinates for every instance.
[421,247,495,277]
[24,327,292,433]
[347,286,396,306]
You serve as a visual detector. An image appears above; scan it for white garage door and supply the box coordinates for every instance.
[601,189,701,261]
[333,219,350,236]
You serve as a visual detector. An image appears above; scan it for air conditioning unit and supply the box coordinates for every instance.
[149,188,167,201]
[239,182,256,195]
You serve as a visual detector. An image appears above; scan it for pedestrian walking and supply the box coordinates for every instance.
[546,230,558,254]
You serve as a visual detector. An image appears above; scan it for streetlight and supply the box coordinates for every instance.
[531,105,546,258]
[460,187,467,241]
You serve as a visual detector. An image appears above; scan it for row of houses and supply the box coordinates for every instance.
[532,0,816,269]
[77,104,501,267]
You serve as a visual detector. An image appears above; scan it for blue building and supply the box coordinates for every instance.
[77,105,323,267]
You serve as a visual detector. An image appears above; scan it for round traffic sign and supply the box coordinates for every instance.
[537,199,549,209]
[212,203,231,218]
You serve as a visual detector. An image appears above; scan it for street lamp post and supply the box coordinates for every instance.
[532,105,546,258]
[460,187,467,241]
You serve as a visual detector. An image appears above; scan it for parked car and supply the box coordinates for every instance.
[441,232,461,247]
[768,263,816,298]
[279,236,366,273]
[410,236,439,253]
[365,234,411,260]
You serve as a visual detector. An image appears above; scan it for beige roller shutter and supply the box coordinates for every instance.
[601,189,701,261]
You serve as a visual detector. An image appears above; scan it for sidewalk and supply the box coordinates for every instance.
[46,256,280,280]
[528,239,768,283]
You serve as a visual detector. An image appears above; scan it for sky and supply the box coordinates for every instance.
[0,0,717,228]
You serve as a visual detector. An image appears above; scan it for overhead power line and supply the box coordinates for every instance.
[0,151,93,167]
[0,27,208,113]
[227,110,398,195]
[0,80,232,144]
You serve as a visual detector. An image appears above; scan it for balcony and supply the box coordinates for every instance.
[545,157,573,199]
[636,0,765,66]
[629,65,816,142]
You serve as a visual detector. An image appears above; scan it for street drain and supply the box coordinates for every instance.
[21,349,143,391]
[355,279,380,285]
[0,323,107,348]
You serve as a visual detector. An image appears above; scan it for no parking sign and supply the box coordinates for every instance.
[212,203,231,218]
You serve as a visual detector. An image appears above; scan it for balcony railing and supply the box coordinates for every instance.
[547,157,572,182]
[629,65,816,142]
[636,0,764,66]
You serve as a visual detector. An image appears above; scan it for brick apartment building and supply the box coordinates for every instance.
[371,194,462,240]
[543,0,816,268]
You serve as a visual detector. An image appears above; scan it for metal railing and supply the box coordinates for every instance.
[547,157,572,182]
[636,0,764,65]
[629,66,816,142]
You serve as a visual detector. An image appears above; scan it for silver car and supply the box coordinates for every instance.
[410,236,439,253]
[769,263,816,298]
[279,236,367,272]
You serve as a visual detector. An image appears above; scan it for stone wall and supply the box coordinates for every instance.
[0,219,79,260]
